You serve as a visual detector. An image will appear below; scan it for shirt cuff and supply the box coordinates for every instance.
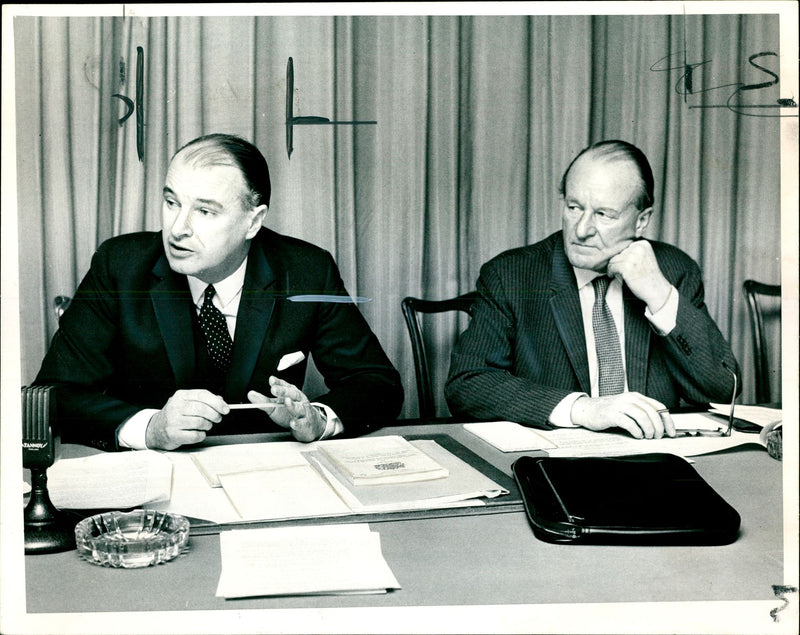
[117,409,159,450]
[311,402,343,440]
[548,393,585,427]
[645,285,679,335]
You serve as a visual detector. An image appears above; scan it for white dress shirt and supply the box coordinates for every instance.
[117,257,342,449]
[548,267,679,427]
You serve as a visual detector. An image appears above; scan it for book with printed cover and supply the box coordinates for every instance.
[317,435,449,486]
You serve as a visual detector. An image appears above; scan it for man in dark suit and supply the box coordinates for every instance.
[35,133,403,451]
[445,140,739,439]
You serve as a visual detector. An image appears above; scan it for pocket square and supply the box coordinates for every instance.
[277,351,306,371]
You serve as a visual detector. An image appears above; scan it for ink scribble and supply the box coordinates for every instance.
[111,93,135,126]
[112,47,145,161]
[650,50,797,118]
[770,584,797,622]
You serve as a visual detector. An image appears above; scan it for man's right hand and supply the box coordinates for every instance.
[570,392,676,439]
[145,389,230,450]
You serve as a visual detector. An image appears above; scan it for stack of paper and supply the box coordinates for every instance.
[527,426,767,459]
[306,439,508,513]
[463,409,783,460]
[47,450,172,509]
[177,437,508,523]
[708,403,782,427]
[215,524,400,598]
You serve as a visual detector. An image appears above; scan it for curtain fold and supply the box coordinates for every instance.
[14,13,783,416]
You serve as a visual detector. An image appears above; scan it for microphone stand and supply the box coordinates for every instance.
[24,468,76,554]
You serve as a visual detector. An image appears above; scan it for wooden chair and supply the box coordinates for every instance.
[53,295,72,321]
[742,280,781,404]
[401,292,479,420]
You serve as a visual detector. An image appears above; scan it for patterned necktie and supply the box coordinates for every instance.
[592,276,625,396]
[199,285,233,373]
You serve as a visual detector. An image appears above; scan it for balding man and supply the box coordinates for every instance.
[445,140,739,439]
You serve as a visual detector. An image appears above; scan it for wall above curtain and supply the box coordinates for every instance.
[13,12,785,415]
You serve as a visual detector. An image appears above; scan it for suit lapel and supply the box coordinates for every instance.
[226,240,277,397]
[548,240,591,393]
[150,254,195,386]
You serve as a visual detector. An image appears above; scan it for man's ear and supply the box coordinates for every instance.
[246,204,268,239]
[634,207,653,237]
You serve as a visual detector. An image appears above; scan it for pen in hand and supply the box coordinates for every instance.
[226,402,279,410]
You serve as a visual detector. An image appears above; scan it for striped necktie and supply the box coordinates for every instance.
[592,276,625,396]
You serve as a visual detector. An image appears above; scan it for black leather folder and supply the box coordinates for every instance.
[512,453,741,545]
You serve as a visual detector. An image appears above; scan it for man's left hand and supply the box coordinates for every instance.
[247,377,325,442]
[607,240,672,313]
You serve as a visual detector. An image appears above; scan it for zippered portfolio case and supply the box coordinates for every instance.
[511,453,741,545]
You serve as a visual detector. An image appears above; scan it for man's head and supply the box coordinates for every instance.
[559,140,654,272]
[161,134,271,284]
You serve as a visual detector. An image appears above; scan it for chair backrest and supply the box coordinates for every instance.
[54,295,72,321]
[742,280,781,404]
[401,292,479,420]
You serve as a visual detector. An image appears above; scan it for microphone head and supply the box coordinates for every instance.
[22,386,55,469]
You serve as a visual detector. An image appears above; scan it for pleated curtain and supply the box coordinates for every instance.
[13,13,783,416]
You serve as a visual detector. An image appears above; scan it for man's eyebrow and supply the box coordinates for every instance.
[161,188,222,208]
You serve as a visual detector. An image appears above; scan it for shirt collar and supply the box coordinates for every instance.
[573,266,603,291]
[187,257,248,309]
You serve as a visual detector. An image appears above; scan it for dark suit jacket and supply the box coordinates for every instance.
[444,231,739,427]
[36,228,403,450]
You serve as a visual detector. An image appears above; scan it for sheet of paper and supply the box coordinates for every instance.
[215,523,400,599]
[149,450,244,524]
[218,464,351,521]
[708,403,783,427]
[189,441,310,487]
[47,450,172,509]
[463,421,558,452]
[539,427,765,459]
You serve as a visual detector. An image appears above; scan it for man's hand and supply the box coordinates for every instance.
[247,376,325,442]
[145,389,230,450]
[570,392,676,439]
[606,240,673,313]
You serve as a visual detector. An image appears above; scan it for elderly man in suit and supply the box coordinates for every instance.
[36,133,403,451]
[445,140,739,439]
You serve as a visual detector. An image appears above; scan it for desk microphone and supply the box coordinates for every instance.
[22,385,76,554]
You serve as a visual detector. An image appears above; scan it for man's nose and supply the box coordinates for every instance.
[574,210,596,238]
[169,207,192,238]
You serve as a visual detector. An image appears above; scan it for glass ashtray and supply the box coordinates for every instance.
[74,510,189,568]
